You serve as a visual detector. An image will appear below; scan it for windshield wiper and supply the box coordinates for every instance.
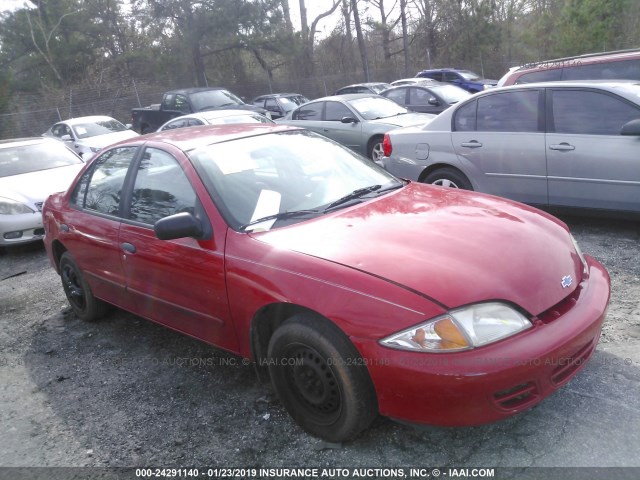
[240,209,320,231]
[324,182,405,212]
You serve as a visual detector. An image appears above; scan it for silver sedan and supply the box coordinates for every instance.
[0,137,84,246]
[278,94,434,164]
[382,80,640,214]
[43,115,139,159]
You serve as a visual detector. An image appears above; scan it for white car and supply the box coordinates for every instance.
[157,109,274,132]
[43,115,139,159]
[0,137,84,246]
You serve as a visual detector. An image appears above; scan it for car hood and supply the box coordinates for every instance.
[252,183,582,316]
[0,164,83,208]
[77,130,138,148]
[369,112,435,128]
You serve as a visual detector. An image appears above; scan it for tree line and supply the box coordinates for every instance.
[0,0,638,118]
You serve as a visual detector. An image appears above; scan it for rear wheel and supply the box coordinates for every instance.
[59,252,110,322]
[423,167,472,190]
[267,314,378,442]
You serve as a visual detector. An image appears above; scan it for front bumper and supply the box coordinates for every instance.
[352,256,610,426]
[0,212,45,246]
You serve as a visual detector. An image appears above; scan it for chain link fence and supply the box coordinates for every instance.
[0,59,514,140]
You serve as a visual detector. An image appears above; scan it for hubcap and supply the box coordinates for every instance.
[432,178,460,188]
[371,143,384,165]
[61,265,86,309]
[286,346,341,422]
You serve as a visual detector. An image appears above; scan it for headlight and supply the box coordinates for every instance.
[0,197,35,215]
[570,234,587,274]
[380,302,532,352]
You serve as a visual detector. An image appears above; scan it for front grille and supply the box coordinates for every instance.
[493,381,539,410]
[550,340,594,386]
[536,284,582,324]
[34,202,43,212]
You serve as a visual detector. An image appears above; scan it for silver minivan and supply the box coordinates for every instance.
[382,80,640,214]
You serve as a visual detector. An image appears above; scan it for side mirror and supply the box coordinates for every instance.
[341,116,359,124]
[428,97,440,106]
[621,119,640,136]
[154,212,204,240]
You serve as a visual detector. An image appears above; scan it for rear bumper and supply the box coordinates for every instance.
[353,256,610,426]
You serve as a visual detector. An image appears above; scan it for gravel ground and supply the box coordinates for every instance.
[0,214,639,478]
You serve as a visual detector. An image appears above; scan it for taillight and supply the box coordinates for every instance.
[383,133,392,157]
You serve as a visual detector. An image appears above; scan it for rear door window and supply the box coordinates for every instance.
[476,91,540,132]
[73,147,138,216]
[293,102,323,120]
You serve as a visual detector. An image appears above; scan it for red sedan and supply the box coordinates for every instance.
[43,124,610,441]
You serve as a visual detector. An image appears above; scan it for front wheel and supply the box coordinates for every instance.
[367,136,384,165]
[423,167,472,190]
[267,315,378,442]
[59,252,110,322]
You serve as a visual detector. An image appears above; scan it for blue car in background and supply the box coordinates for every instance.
[416,68,497,93]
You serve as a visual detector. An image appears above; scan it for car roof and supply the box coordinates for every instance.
[474,79,640,102]
[509,48,640,74]
[139,124,304,151]
[182,109,264,121]
[419,68,470,72]
[0,137,55,149]
[61,115,120,125]
[256,93,305,98]
[165,87,228,95]
[308,93,380,103]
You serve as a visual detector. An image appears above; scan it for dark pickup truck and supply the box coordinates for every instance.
[131,87,270,133]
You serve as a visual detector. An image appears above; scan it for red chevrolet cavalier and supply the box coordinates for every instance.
[43,124,610,441]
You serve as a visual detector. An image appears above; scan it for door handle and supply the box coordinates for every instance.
[460,141,482,148]
[549,143,575,151]
[120,242,136,254]
[323,128,329,132]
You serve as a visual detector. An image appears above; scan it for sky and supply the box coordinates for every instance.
[0,0,26,13]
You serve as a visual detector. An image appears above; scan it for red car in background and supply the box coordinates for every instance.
[43,124,610,441]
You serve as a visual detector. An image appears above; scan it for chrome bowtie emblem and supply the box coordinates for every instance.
[561,275,573,289]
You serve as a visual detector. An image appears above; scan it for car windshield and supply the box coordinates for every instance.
[369,83,392,93]
[348,96,409,120]
[72,119,128,139]
[431,85,472,103]
[189,129,400,231]
[190,90,244,110]
[278,98,298,112]
[458,70,482,81]
[0,142,82,177]
[289,95,310,106]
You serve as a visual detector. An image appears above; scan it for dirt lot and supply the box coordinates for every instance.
[1,214,639,478]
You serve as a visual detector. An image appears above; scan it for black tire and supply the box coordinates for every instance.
[423,167,473,190]
[59,252,110,322]
[141,125,153,134]
[367,136,384,164]
[267,314,378,442]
